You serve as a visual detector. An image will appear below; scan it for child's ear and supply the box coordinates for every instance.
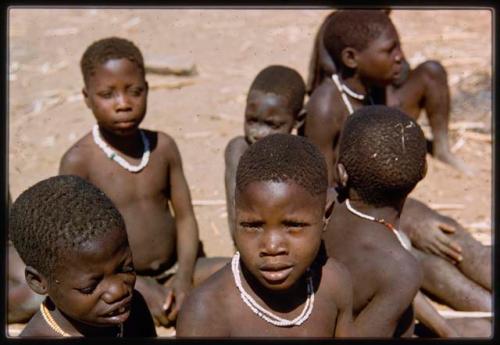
[294,108,307,130]
[341,47,358,69]
[323,187,337,229]
[82,87,91,109]
[336,163,349,188]
[25,266,48,295]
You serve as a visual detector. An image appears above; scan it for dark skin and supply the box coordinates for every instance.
[323,164,422,337]
[59,58,225,326]
[224,89,299,238]
[307,11,472,175]
[20,227,156,337]
[177,180,355,337]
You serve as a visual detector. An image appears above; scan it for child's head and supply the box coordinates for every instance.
[323,10,403,87]
[337,105,427,208]
[80,37,148,136]
[244,65,306,144]
[234,134,329,291]
[10,175,136,327]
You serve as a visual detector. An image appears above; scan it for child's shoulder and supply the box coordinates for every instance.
[60,132,94,168]
[321,257,352,290]
[177,265,233,334]
[224,136,249,160]
[307,77,342,117]
[19,310,54,337]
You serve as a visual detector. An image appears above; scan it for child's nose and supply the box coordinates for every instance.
[114,93,131,110]
[260,230,288,257]
[101,276,131,304]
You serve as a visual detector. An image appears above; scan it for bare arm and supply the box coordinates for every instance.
[332,262,356,337]
[164,135,199,318]
[176,286,229,337]
[304,83,341,186]
[58,144,90,179]
[224,137,248,239]
[353,257,421,337]
[413,291,459,337]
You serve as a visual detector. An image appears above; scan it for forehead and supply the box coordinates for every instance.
[236,180,324,212]
[87,58,144,86]
[54,227,129,277]
[365,23,399,49]
[246,90,293,114]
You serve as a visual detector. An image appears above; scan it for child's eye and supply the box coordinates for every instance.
[121,264,135,274]
[129,88,143,96]
[78,285,97,295]
[283,221,307,232]
[98,92,113,99]
[239,221,263,233]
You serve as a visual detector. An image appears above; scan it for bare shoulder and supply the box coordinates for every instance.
[176,266,233,337]
[151,130,182,162]
[59,132,93,176]
[224,136,249,163]
[321,257,353,295]
[381,247,422,293]
[19,312,53,337]
[306,78,340,119]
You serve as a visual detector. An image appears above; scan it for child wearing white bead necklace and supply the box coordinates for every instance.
[9,175,156,337]
[322,105,428,337]
[59,37,227,328]
[177,134,355,337]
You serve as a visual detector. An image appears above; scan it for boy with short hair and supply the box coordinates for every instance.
[178,134,355,337]
[224,65,306,238]
[59,37,225,327]
[305,9,471,175]
[323,105,425,337]
[9,175,156,337]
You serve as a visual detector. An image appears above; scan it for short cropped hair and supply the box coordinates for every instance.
[236,133,328,196]
[9,175,125,280]
[323,10,394,69]
[80,36,145,85]
[249,65,306,117]
[338,105,427,207]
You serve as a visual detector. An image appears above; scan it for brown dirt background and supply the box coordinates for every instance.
[7,8,492,336]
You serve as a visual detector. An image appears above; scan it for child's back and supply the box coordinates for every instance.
[323,105,426,337]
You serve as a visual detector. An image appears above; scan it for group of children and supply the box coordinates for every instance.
[8,9,491,338]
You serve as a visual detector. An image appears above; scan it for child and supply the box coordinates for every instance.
[9,175,156,337]
[177,134,355,337]
[305,9,471,175]
[59,37,226,327]
[323,105,426,337]
[303,10,491,323]
[224,65,306,238]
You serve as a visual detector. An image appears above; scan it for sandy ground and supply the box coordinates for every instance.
[7,8,492,337]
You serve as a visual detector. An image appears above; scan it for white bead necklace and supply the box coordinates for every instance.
[345,198,411,250]
[332,74,369,115]
[231,251,315,327]
[92,124,150,173]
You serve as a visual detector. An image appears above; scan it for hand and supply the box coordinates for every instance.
[409,217,463,264]
[163,278,191,324]
[134,276,172,327]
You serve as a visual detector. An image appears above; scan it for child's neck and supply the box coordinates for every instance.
[98,126,143,155]
[47,298,121,337]
[338,70,369,98]
[345,194,404,227]
[240,262,310,314]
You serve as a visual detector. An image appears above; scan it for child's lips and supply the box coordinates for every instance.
[101,300,132,323]
[259,265,294,284]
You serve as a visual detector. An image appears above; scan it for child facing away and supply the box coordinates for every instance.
[224,65,306,238]
[302,10,491,329]
[323,105,427,337]
[305,9,471,175]
[177,134,355,337]
[9,175,156,337]
[59,37,226,327]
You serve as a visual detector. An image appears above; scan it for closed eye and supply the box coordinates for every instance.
[239,221,264,232]
[77,284,97,295]
[283,220,309,232]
